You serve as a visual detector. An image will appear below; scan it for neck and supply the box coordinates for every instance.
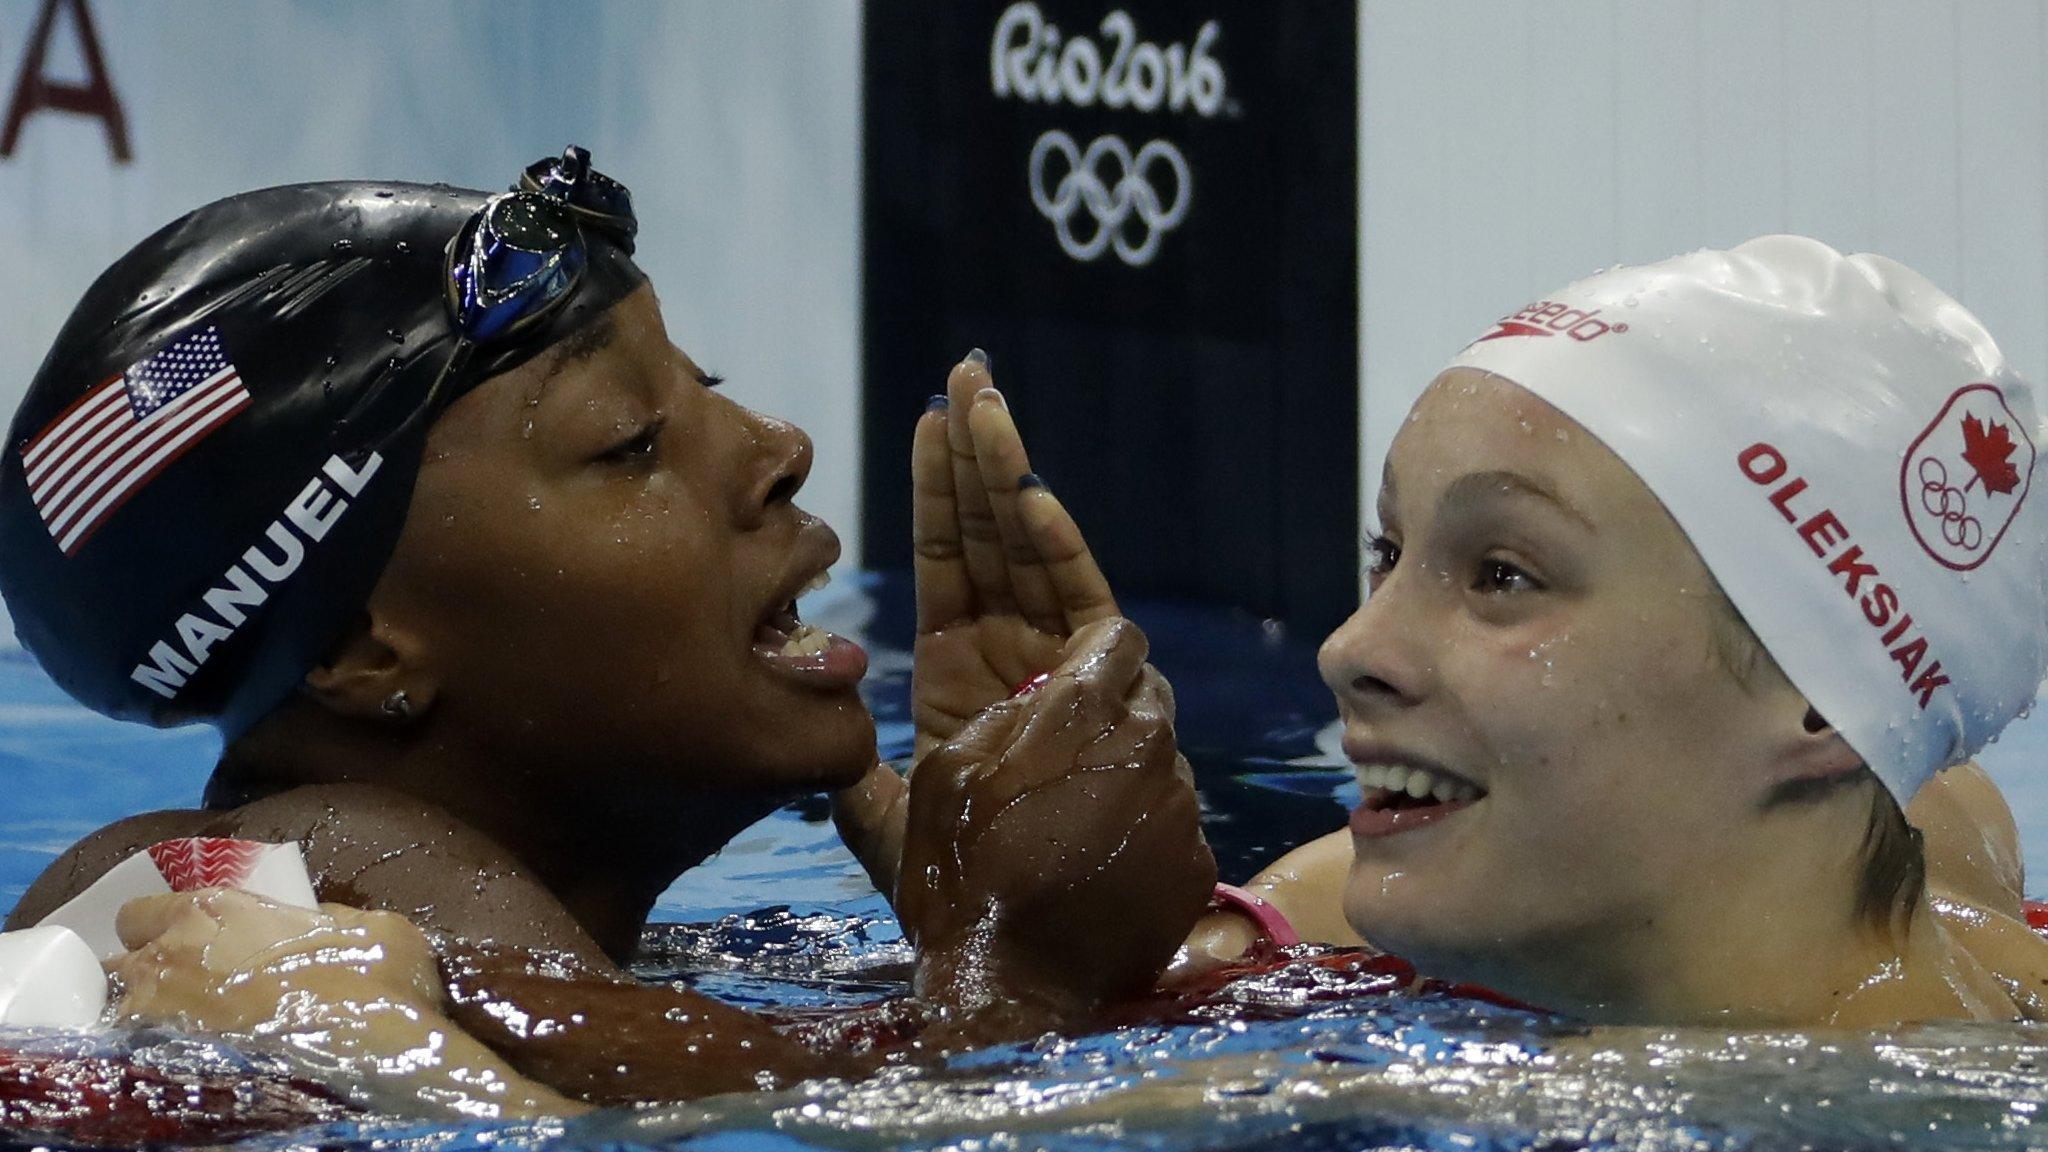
[1577,896,1916,1027]
[213,702,792,962]
[1484,818,1951,1026]
[448,779,785,961]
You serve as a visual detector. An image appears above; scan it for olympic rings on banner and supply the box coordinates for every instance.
[1918,456,1985,553]
[1027,129,1191,268]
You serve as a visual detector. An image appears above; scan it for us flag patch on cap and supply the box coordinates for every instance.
[17,325,251,556]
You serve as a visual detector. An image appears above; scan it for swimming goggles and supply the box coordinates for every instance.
[443,145,638,343]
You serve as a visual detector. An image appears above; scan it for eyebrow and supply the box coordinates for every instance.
[527,313,621,402]
[1437,469,1597,532]
[1374,463,1398,526]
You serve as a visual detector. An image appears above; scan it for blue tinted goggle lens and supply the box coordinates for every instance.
[443,147,638,344]
[446,192,586,342]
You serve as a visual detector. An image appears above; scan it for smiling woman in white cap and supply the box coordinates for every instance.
[1200,235,2048,1025]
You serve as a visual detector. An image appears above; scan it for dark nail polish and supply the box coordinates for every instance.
[1018,472,1045,490]
[926,394,949,413]
[965,347,989,368]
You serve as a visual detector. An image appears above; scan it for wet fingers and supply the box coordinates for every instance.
[965,387,1067,634]
[945,355,1016,614]
[115,889,231,955]
[1057,617,1151,696]
[911,400,975,631]
[1016,474,1120,630]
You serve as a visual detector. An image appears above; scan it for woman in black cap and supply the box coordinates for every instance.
[0,148,1214,1111]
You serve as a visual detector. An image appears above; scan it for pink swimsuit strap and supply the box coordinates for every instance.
[1209,882,1302,948]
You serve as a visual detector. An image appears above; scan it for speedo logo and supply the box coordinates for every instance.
[1475,300,1628,344]
[130,452,382,700]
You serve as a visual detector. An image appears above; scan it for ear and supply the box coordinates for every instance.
[300,611,440,725]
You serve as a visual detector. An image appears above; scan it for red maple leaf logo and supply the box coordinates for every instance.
[1961,414,2024,496]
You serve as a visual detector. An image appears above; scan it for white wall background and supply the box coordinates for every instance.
[1358,0,2048,856]
[0,0,864,645]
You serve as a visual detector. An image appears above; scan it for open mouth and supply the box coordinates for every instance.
[753,570,834,656]
[1350,762,1485,837]
[751,568,868,688]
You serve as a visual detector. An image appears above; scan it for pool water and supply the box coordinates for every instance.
[3,570,2048,1150]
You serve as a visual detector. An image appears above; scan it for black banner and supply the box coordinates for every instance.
[862,0,1358,632]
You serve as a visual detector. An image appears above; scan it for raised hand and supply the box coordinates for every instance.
[836,350,1125,894]
[895,618,1216,1018]
[911,351,1122,759]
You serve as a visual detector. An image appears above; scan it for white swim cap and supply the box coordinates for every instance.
[1449,235,2048,801]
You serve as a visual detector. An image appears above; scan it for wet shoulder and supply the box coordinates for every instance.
[1911,762,2025,918]
[219,783,607,962]
[7,784,603,963]
[1244,829,1371,948]
[4,808,214,929]
[1931,892,2048,1020]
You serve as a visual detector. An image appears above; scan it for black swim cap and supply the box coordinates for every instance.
[0,147,647,736]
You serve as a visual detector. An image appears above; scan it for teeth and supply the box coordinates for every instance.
[1351,762,1480,804]
[777,622,831,657]
[800,570,831,596]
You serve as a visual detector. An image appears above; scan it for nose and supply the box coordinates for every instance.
[734,406,813,528]
[1317,573,1430,712]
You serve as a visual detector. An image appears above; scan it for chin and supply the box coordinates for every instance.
[773,700,877,789]
[1345,866,1506,973]
[1350,878,1610,1007]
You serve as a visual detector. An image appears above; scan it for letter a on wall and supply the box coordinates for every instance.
[2,0,131,163]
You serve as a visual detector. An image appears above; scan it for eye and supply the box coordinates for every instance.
[1473,557,1542,594]
[1364,533,1401,585]
[594,418,664,465]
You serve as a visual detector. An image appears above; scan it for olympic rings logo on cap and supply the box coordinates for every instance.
[1900,383,2037,571]
[1915,457,1986,553]
[1027,129,1191,268]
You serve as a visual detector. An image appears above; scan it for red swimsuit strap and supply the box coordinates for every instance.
[2024,899,2048,936]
